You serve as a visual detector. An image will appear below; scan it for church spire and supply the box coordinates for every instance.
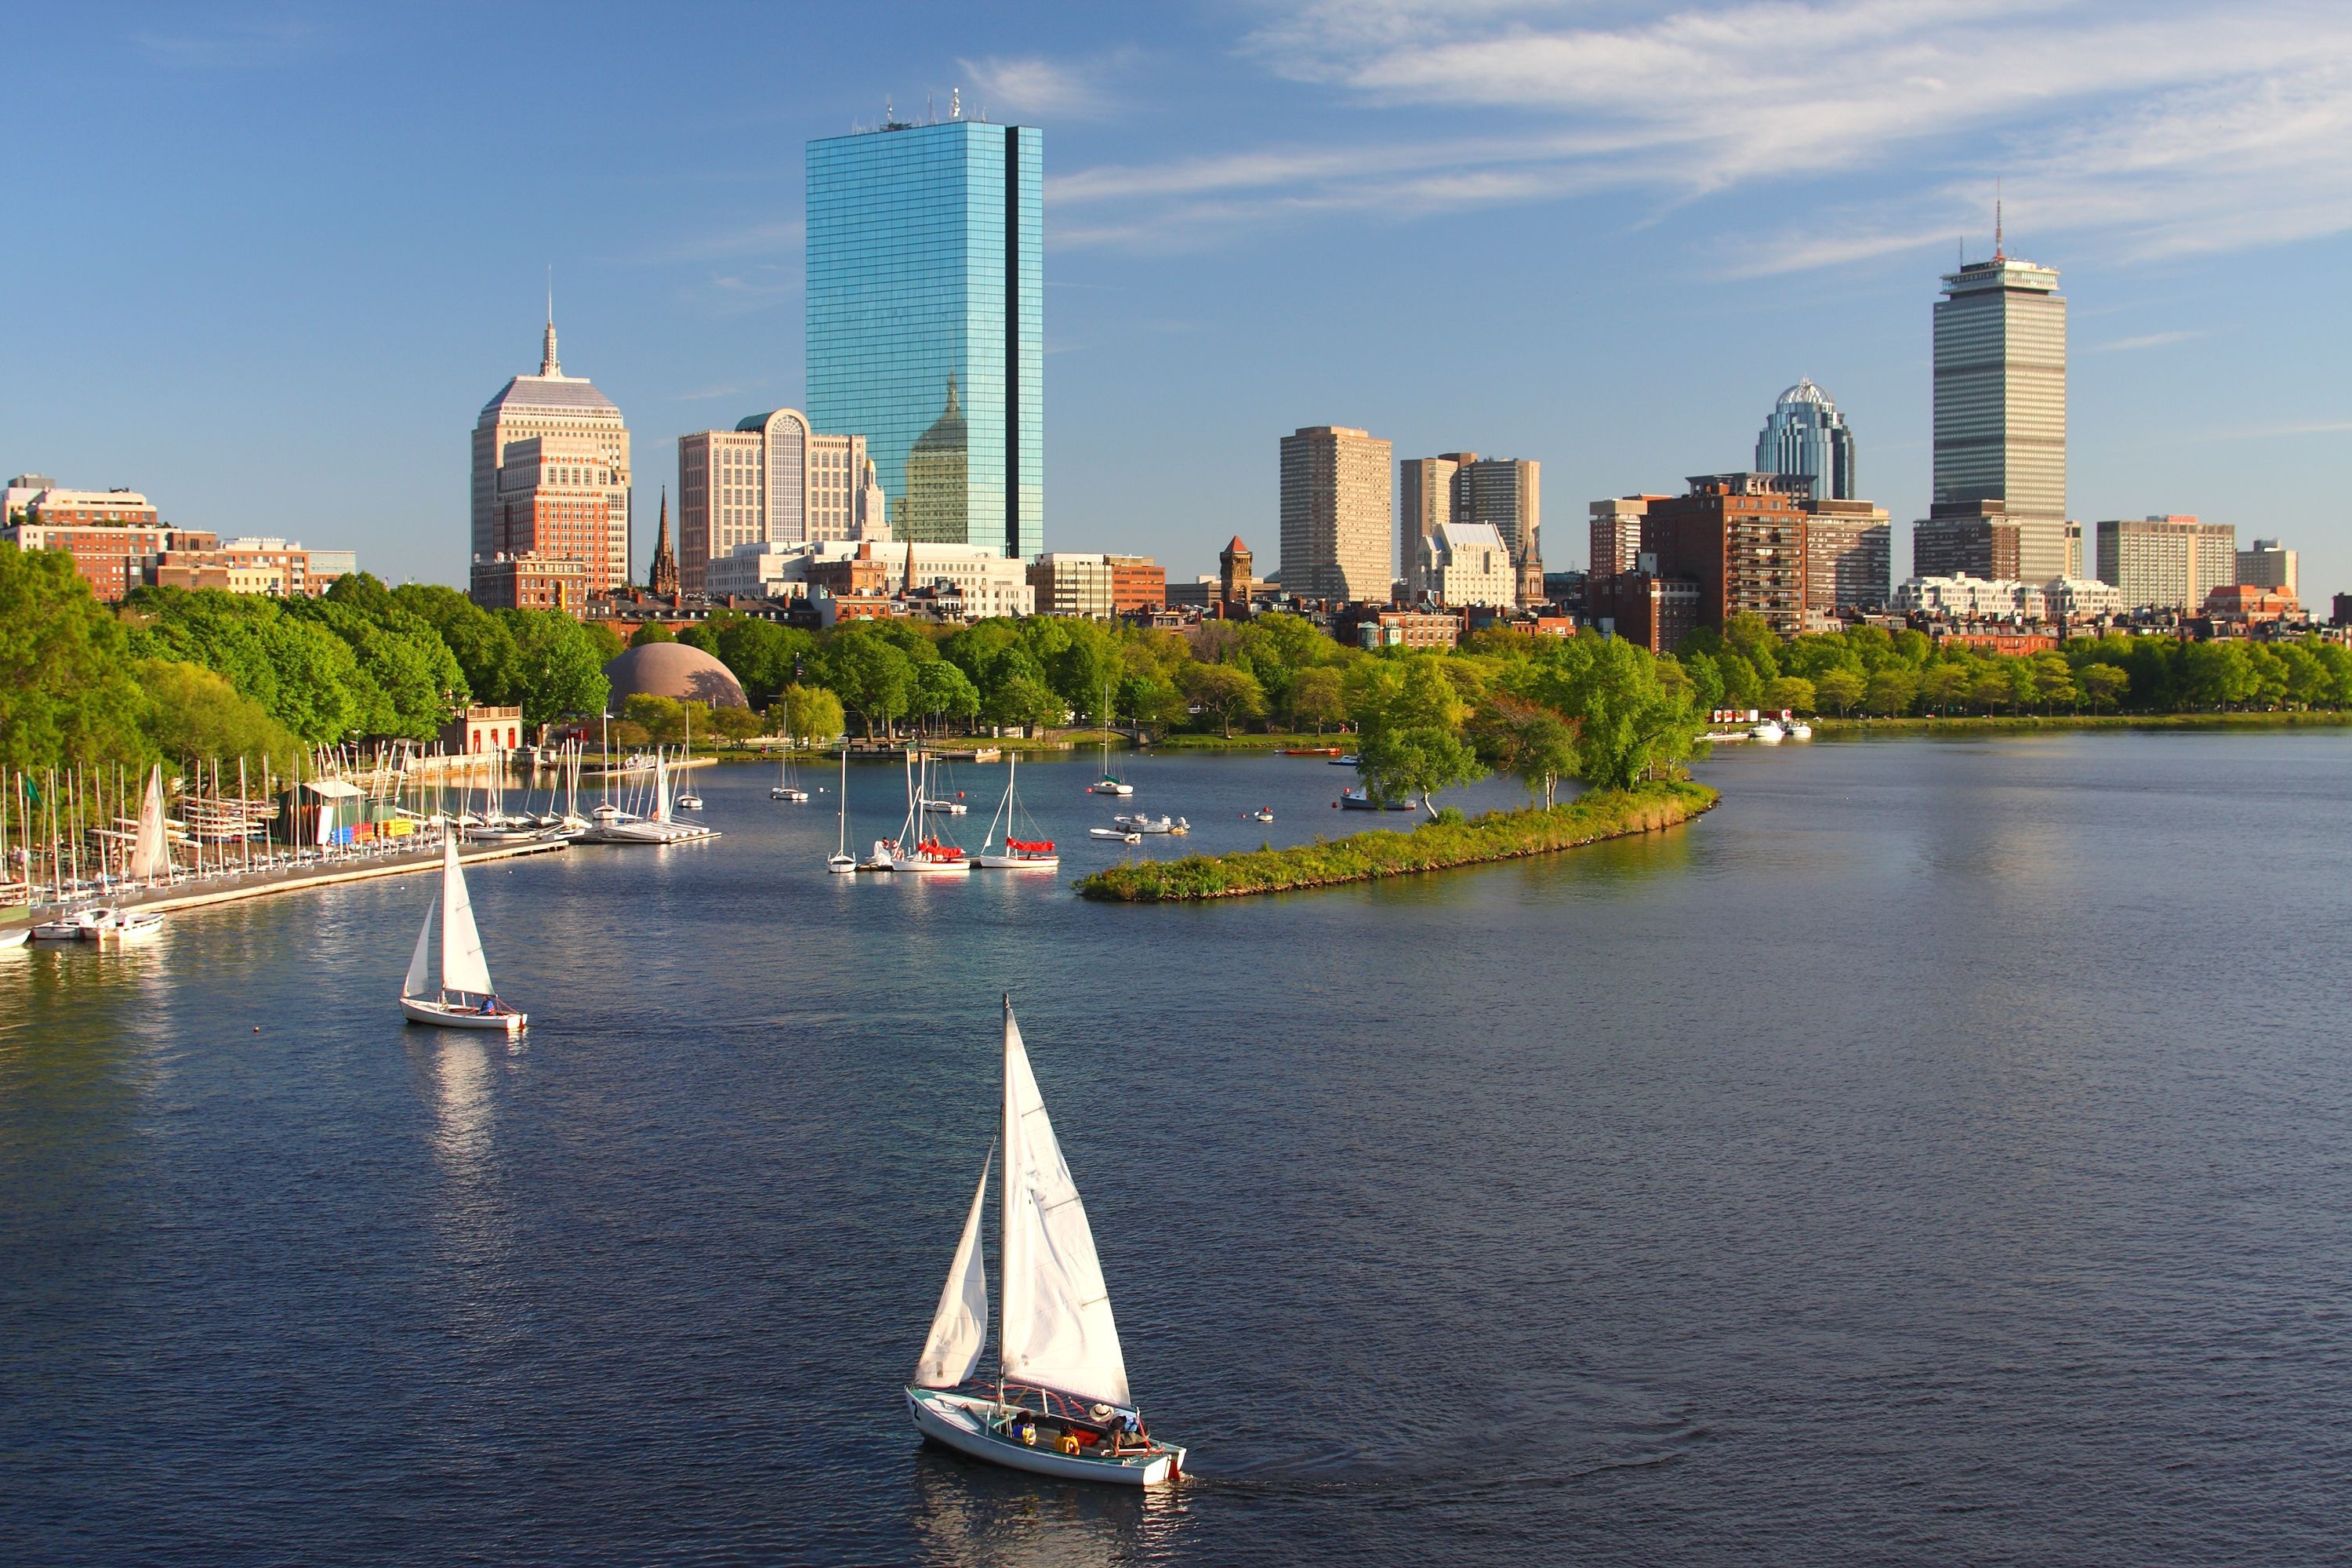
[541,273,561,376]
[649,487,678,596]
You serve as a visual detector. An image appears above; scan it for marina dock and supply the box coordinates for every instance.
[6,837,568,925]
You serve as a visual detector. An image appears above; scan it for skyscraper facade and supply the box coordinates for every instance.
[806,114,1042,559]
[1279,426,1392,603]
[473,316,630,592]
[2096,515,2238,611]
[1452,457,1541,607]
[676,409,882,594]
[1930,242,2066,583]
[1755,378,1857,500]
[1399,453,1471,593]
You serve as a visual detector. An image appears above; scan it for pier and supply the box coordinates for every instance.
[6,837,567,926]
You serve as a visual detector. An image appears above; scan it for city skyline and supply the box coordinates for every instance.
[3,5,2347,595]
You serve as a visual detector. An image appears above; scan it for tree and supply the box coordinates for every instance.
[818,622,915,738]
[136,659,299,769]
[1864,667,1918,717]
[1115,670,1186,733]
[1181,662,1267,735]
[392,582,515,706]
[775,684,848,744]
[2079,662,2129,713]
[1471,692,1577,808]
[704,706,765,743]
[630,621,676,647]
[506,609,612,724]
[1812,668,1864,716]
[1359,724,1486,818]
[1764,676,1816,716]
[621,692,685,742]
[1513,633,1697,791]
[0,546,151,771]
[2031,652,2078,713]
[985,674,1065,732]
[912,659,982,735]
[1918,662,1970,715]
[1288,666,1345,735]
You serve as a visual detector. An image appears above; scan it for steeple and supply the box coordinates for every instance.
[649,487,678,596]
[540,282,561,377]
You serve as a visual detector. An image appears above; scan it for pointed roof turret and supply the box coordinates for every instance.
[541,312,562,378]
[649,488,678,596]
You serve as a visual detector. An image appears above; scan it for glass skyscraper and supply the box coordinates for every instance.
[806,116,1043,557]
[1754,378,1857,501]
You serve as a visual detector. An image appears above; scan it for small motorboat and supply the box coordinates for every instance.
[1115,814,1187,835]
[1750,721,1785,743]
[97,908,167,942]
[1784,720,1813,740]
[924,799,969,816]
[31,909,100,942]
[1252,808,1275,823]
[1329,754,1359,766]
[1338,786,1415,811]
[0,925,31,952]
[1090,827,1142,844]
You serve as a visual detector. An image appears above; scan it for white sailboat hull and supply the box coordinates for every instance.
[972,853,1059,869]
[887,856,972,875]
[904,1388,1179,1488]
[401,994,526,1031]
[0,927,30,951]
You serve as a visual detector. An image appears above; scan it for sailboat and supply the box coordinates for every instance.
[399,834,526,1031]
[772,743,811,803]
[973,755,1058,869]
[676,707,704,810]
[877,752,970,874]
[597,750,720,844]
[828,745,856,873]
[1087,688,1134,797]
[904,998,1185,1486]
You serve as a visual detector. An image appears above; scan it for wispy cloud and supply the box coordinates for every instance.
[131,16,318,69]
[960,51,1142,122]
[2092,330,2208,353]
[1051,1,2352,270]
[2195,418,2352,441]
[670,380,771,403]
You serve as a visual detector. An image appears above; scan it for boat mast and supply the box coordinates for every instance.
[998,990,1011,1417]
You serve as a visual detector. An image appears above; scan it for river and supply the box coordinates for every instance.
[4,733,2349,1564]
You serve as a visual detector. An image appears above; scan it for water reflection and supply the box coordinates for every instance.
[906,1448,1190,1567]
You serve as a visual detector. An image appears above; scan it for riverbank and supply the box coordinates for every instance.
[1076,780,1715,902]
[1810,710,2352,739]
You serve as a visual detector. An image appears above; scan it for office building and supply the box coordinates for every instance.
[1590,495,1666,580]
[485,435,613,597]
[470,553,589,612]
[474,314,630,591]
[2095,515,2238,612]
[1640,473,1810,637]
[1913,509,2020,583]
[807,111,1041,557]
[2238,539,2297,598]
[1399,454,1471,590]
[1417,521,1515,609]
[1931,233,2067,583]
[1402,452,1541,604]
[1279,426,1392,602]
[677,410,886,596]
[1588,568,1700,654]
[1028,552,1164,618]
[1801,499,1891,615]
[1755,379,1857,500]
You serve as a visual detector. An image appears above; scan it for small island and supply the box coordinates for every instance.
[1075,780,1715,902]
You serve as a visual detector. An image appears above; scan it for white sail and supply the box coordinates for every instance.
[403,903,433,999]
[653,753,673,824]
[913,1149,993,1389]
[439,835,495,996]
[1000,1002,1131,1409]
[127,765,169,880]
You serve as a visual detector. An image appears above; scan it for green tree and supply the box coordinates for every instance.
[136,659,299,770]
[1514,634,1697,791]
[775,684,848,744]
[1864,666,1918,717]
[1471,692,1577,808]
[0,545,150,771]
[704,705,765,744]
[391,582,516,706]
[1115,670,1187,733]
[702,612,814,710]
[912,659,982,735]
[1181,661,1267,735]
[630,621,677,647]
[622,692,686,742]
[818,622,916,737]
[985,674,1065,732]
[506,609,612,724]
[1918,662,1970,715]
[2079,661,2129,712]
[1765,675,1816,716]
[1813,668,1865,716]
[1359,724,1486,818]
[1288,666,1345,735]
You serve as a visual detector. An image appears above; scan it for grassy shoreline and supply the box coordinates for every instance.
[1075,781,1715,902]
[1810,710,2352,739]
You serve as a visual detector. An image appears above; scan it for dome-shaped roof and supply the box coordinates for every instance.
[1776,377,1831,408]
[480,373,622,423]
[604,642,748,711]
[913,374,965,452]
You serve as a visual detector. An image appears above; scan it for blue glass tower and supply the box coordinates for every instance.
[1754,378,1857,501]
[807,117,1043,557]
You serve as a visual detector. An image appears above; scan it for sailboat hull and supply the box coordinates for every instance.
[904,1388,1179,1487]
[401,995,526,1031]
[971,853,1058,869]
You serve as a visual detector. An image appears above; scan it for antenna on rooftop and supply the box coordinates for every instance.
[1994,177,2004,260]
[951,87,960,119]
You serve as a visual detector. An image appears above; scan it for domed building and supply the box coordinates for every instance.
[603,641,748,711]
[902,374,967,543]
[1753,377,1857,501]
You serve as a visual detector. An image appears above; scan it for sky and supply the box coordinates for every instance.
[5,1,2348,596]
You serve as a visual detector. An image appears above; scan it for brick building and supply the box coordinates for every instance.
[1641,473,1809,637]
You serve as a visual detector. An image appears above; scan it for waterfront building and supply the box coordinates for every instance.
[2095,515,2237,612]
[2238,539,2297,598]
[1894,574,2048,619]
[1641,473,1810,638]
[3,517,211,602]
[474,314,630,592]
[1279,426,1392,602]
[440,704,526,756]
[470,552,588,612]
[484,434,611,598]
[1755,379,1858,501]
[1590,495,1666,579]
[1800,499,1891,616]
[1932,234,2067,583]
[2047,576,2125,619]
[807,111,1041,557]
[1416,521,1515,609]
[1587,568,1700,653]
[1029,553,1165,618]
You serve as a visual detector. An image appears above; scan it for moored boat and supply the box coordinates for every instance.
[1090,827,1142,843]
[903,998,1186,1488]
[1338,786,1415,811]
[31,909,100,942]
[972,755,1058,869]
[827,746,857,873]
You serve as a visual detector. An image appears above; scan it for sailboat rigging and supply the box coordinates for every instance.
[828,744,855,873]
[902,997,1185,1486]
[398,834,527,1031]
[972,754,1058,869]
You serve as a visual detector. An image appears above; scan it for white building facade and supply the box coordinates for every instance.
[1417,521,1515,608]
[1894,574,2049,619]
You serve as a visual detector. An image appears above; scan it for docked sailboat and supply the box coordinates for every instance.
[828,746,857,873]
[875,752,970,873]
[972,754,1058,870]
[399,836,526,1031]
[675,706,704,810]
[773,746,811,803]
[904,998,1185,1487]
[593,752,720,844]
[1087,685,1134,796]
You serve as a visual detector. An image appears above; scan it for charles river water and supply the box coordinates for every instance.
[5,732,2350,1565]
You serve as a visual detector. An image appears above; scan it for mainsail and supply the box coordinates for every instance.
[126,765,169,881]
[439,836,494,996]
[913,1149,993,1389]
[652,754,673,825]
[999,1002,1131,1409]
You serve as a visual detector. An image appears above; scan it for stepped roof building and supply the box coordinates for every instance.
[473,313,631,592]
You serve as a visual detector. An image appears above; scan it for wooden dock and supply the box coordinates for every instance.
[6,837,568,925]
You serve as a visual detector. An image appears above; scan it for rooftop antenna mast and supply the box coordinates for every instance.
[1994,178,2004,261]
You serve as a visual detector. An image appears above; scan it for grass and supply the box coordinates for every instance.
[1075,780,1715,902]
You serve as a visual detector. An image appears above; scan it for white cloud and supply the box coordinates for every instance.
[132,16,318,69]
[1052,1,2352,268]
[2090,330,2207,353]
[959,52,1141,122]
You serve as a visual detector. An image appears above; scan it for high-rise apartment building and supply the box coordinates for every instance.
[1802,499,1891,615]
[1641,474,1810,638]
[2238,539,2297,598]
[1403,452,1541,604]
[473,315,630,592]
[1590,495,1667,579]
[806,111,1041,558]
[1417,521,1515,609]
[2096,515,2238,612]
[677,410,884,594]
[1399,453,1471,592]
[1279,426,1392,602]
[1755,379,1858,500]
[1930,238,2066,583]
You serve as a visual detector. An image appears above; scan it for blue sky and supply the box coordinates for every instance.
[6,2,2348,596]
